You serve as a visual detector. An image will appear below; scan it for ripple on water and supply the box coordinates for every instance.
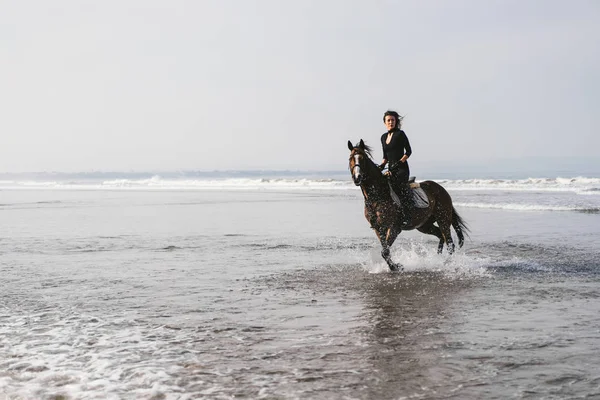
[2,238,600,398]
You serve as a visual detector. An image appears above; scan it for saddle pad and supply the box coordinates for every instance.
[411,187,429,208]
[388,183,430,209]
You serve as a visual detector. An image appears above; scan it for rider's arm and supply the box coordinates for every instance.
[402,130,412,159]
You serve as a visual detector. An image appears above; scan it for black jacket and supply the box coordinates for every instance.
[381,129,412,168]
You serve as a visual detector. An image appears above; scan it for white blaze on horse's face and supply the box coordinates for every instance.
[353,154,361,180]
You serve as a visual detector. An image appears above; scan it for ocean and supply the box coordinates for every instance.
[1,171,600,399]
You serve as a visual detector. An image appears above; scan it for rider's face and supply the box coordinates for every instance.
[384,116,396,130]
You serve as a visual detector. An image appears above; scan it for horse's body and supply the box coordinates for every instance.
[348,139,469,271]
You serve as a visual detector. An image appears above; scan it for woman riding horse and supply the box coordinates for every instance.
[348,139,469,271]
[378,110,413,226]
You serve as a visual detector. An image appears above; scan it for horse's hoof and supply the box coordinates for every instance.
[389,264,403,272]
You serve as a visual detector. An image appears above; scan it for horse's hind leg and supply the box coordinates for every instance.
[417,221,444,254]
[439,223,455,255]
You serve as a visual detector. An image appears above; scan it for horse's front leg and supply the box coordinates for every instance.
[376,226,402,272]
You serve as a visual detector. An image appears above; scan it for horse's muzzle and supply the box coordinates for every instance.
[351,164,364,186]
[352,174,364,186]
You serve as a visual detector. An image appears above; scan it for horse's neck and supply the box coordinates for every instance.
[360,172,390,202]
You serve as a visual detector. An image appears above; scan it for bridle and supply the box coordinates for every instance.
[350,151,367,185]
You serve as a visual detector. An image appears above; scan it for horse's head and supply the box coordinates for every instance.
[347,139,374,186]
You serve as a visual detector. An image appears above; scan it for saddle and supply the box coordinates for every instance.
[388,176,429,209]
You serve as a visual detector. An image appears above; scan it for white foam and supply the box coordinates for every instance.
[454,202,598,212]
[364,241,491,278]
[100,176,354,191]
[438,176,600,194]
[0,176,357,191]
[0,313,204,400]
[1,174,599,193]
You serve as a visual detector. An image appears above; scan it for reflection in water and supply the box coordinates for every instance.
[359,273,473,399]
[257,266,479,398]
[251,265,483,399]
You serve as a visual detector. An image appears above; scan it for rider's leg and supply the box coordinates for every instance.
[392,165,412,225]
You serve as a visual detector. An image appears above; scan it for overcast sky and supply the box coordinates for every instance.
[1,0,599,172]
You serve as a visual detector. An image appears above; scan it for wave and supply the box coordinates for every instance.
[436,177,600,194]
[0,176,355,191]
[0,174,599,193]
[101,176,353,190]
[455,202,600,213]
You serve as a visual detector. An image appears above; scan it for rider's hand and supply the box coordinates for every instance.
[378,163,386,170]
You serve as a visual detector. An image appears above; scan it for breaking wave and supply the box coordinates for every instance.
[454,202,600,213]
[0,173,599,193]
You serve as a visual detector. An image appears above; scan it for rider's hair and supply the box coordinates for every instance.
[383,110,404,129]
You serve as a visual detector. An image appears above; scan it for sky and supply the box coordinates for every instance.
[1,0,599,173]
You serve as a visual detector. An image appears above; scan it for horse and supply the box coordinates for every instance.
[348,139,469,272]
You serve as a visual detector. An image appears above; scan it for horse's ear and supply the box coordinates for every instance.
[347,140,354,151]
[359,139,365,149]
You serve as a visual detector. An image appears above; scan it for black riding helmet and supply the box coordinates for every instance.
[383,110,403,129]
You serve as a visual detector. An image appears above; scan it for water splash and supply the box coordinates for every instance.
[363,240,492,278]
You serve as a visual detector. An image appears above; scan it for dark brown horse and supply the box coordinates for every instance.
[348,139,469,271]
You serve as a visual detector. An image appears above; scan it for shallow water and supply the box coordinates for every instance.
[1,188,600,399]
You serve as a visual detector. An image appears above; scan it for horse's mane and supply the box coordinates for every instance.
[351,142,378,169]
[361,143,375,160]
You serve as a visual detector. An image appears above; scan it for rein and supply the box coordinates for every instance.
[352,159,387,201]
[350,152,380,184]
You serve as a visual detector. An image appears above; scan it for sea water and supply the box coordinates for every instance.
[1,172,600,399]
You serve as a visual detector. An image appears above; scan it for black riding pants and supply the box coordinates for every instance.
[389,162,412,206]
[389,162,410,186]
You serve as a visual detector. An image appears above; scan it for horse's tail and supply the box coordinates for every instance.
[452,207,470,248]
